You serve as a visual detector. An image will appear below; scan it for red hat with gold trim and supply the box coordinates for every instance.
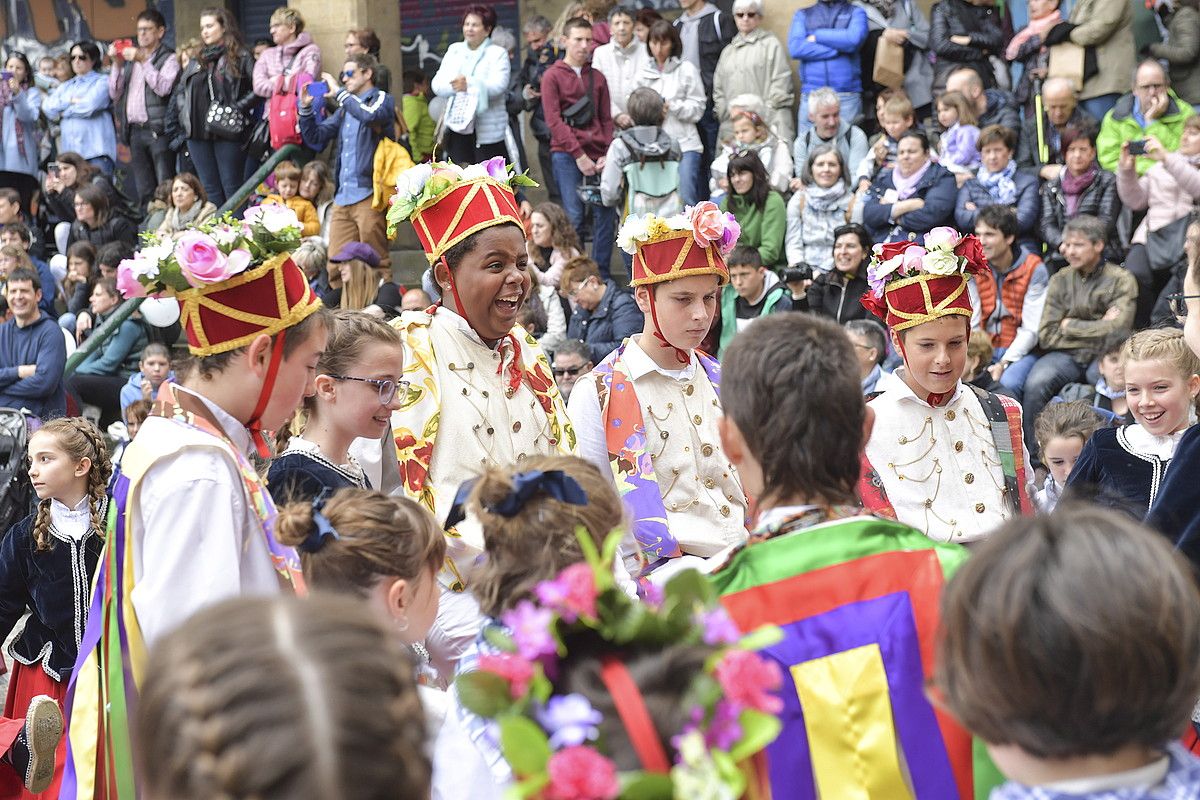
[385,158,536,264]
[115,205,322,356]
[619,202,736,287]
[860,227,988,332]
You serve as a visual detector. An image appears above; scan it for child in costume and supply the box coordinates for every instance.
[137,594,432,800]
[1033,400,1106,512]
[569,201,748,581]
[1067,328,1200,518]
[455,547,781,800]
[269,310,404,501]
[378,159,575,676]
[446,455,626,796]
[858,227,1033,543]
[708,313,998,799]
[0,418,111,798]
[63,205,328,800]
[936,507,1200,798]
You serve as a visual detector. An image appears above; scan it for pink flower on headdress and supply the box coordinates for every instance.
[715,650,783,714]
[924,226,961,252]
[478,653,536,698]
[535,563,598,624]
[544,746,620,800]
[175,231,233,285]
[698,607,742,646]
[115,259,149,298]
[501,600,558,660]
[690,201,725,248]
[483,156,510,180]
[718,212,741,254]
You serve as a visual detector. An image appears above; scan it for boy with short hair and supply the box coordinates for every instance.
[599,86,681,215]
[263,160,321,236]
[718,244,791,356]
[855,94,916,191]
[119,341,175,415]
[569,203,747,580]
[935,506,1200,797]
[710,312,996,798]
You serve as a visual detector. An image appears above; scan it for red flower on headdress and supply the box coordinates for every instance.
[953,234,989,275]
[861,291,888,321]
[873,239,923,263]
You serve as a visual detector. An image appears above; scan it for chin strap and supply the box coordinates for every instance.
[246,328,287,459]
[439,257,525,394]
[646,290,690,365]
[600,656,672,774]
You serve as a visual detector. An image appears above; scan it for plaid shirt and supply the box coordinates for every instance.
[992,745,1200,800]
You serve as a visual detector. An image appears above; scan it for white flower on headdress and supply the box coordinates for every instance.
[617,214,652,255]
[138,237,174,269]
[246,204,301,235]
[670,732,737,800]
[924,226,961,253]
[923,249,962,275]
[395,163,434,201]
[209,223,241,246]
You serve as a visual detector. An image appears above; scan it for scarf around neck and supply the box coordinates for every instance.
[978,159,1018,205]
[805,179,848,212]
[892,158,932,200]
[1004,10,1063,60]
[1060,162,1098,216]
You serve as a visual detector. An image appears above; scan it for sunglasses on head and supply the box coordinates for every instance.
[341,69,356,78]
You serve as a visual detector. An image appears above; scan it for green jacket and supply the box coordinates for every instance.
[720,190,787,269]
[402,94,437,162]
[1038,261,1137,361]
[718,281,788,355]
[1097,91,1195,175]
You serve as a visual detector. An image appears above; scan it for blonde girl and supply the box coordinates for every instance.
[936,91,980,176]
[268,310,404,501]
[1067,328,1200,516]
[710,110,792,195]
[0,418,111,797]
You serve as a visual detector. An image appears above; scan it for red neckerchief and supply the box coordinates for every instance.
[439,257,525,394]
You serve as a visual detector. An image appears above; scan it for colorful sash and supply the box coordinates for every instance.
[859,386,1033,519]
[60,383,304,800]
[592,342,722,568]
[390,310,576,590]
[709,510,1002,800]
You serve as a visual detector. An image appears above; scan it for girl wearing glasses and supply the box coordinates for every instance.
[41,41,116,175]
[268,310,405,503]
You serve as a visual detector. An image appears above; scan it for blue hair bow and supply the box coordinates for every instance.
[443,469,589,530]
[300,490,341,553]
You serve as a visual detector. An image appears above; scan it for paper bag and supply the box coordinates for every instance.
[1047,42,1085,92]
[873,37,906,89]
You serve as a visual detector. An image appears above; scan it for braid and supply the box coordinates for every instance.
[32,499,53,551]
[72,418,112,538]
[30,417,113,551]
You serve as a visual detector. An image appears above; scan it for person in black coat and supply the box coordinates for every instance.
[66,184,138,250]
[930,0,1006,91]
[862,131,958,243]
[561,258,642,364]
[1038,125,1122,271]
[798,223,872,323]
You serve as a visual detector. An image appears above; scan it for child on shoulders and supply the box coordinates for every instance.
[263,160,321,237]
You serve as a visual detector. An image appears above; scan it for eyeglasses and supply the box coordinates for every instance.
[326,374,407,405]
[552,363,589,378]
[341,69,356,79]
[1168,293,1200,322]
[71,54,90,61]
[734,11,759,17]
[565,278,595,299]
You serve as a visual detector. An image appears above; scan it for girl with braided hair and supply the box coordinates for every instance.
[0,417,111,797]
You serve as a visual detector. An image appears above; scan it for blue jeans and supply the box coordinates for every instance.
[1080,94,1121,123]
[679,151,703,208]
[696,103,720,203]
[188,138,246,208]
[1022,351,1088,460]
[797,91,863,131]
[551,151,615,279]
[993,347,1038,398]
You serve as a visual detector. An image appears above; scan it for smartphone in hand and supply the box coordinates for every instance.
[1128,139,1148,156]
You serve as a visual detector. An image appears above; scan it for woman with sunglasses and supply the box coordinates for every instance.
[712,0,794,143]
[269,311,405,503]
[173,7,257,207]
[0,52,43,183]
[42,41,116,174]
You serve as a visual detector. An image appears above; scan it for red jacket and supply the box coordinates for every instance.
[540,60,613,160]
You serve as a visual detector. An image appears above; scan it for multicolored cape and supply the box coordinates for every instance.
[389,309,576,590]
[60,383,304,800]
[709,508,1004,800]
[593,342,722,571]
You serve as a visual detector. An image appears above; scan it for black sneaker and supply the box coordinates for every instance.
[15,695,63,794]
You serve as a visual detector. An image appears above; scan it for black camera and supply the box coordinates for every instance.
[783,265,814,283]
[1128,139,1148,156]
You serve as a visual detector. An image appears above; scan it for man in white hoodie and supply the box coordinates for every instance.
[592,6,649,130]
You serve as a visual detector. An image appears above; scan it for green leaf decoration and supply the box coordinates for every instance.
[728,709,782,762]
[455,671,516,718]
[512,173,538,188]
[499,717,552,776]
[507,772,550,800]
[663,569,717,610]
[576,525,603,569]
[710,749,748,797]
[483,626,518,653]
[618,771,673,799]
[736,625,784,652]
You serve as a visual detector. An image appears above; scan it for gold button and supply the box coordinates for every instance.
[481,390,490,398]
[924,499,933,508]
[964,473,974,484]
[899,436,908,444]
[701,444,714,457]
[660,431,669,440]
[684,446,691,452]
[975,503,986,513]
[672,468,681,475]
[467,362,475,369]
[450,581,465,592]
[704,478,716,489]
[670,503,678,511]
[720,505,730,517]
[448,362,457,369]
[486,427,494,435]
[513,421,522,433]
[461,388,468,396]
[693,415,703,425]
[954,441,964,452]
[685,385,695,396]
[945,410,956,421]
[506,387,515,398]
[517,452,526,460]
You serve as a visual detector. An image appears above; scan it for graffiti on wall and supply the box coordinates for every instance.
[400,0,520,74]
[1,0,171,61]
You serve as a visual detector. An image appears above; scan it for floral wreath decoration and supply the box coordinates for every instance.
[615,202,739,288]
[859,226,989,332]
[455,530,784,800]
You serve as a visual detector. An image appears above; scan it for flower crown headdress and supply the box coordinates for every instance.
[455,531,783,800]
[860,227,988,332]
[616,202,738,288]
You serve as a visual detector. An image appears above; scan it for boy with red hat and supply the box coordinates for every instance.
[62,206,328,799]
[569,202,748,581]
[858,226,1033,543]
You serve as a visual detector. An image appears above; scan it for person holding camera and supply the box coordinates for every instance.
[1116,115,1200,328]
[795,223,873,324]
[1097,60,1196,175]
[542,16,617,275]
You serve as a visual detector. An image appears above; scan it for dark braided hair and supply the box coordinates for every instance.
[31,418,112,551]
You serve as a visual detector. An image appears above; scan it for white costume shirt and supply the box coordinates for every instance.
[865,371,1016,543]
[129,385,282,647]
[569,335,747,558]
